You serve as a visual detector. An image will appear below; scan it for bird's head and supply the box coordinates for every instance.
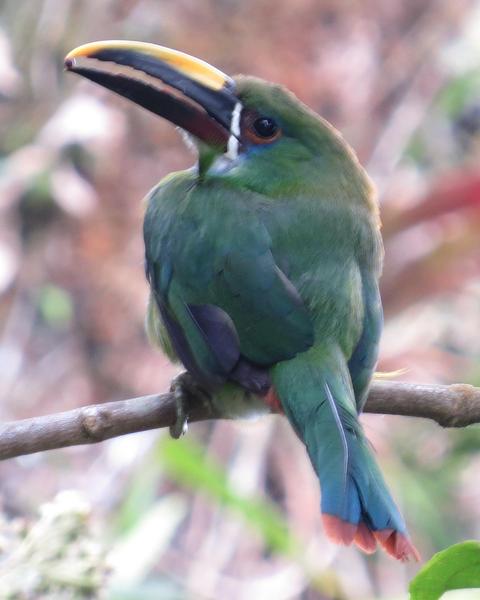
[65,41,371,196]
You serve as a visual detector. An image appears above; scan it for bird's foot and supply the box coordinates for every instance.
[169,372,212,439]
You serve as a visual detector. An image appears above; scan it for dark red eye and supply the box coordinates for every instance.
[242,111,282,145]
[253,117,278,138]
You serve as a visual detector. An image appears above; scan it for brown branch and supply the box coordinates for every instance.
[1,379,480,461]
[364,380,480,427]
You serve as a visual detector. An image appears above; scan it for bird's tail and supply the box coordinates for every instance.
[271,345,419,561]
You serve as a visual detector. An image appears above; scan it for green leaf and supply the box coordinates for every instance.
[410,541,480,600]
[156,436,299,556]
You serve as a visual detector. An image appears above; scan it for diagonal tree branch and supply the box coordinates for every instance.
[1,378,480,461]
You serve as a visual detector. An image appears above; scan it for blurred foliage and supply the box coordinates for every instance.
[409,541,480,600]
[1,0,480,599]
[390,423,480,550]
[38,284,74,329]
[0,491,108,599]
[158,436,298,556]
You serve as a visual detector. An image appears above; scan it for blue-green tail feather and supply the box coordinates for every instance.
[272,344,418,559]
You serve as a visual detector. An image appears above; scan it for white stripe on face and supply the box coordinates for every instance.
[226,101,242,160]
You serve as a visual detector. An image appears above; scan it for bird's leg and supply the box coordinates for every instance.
[169,372,213,438]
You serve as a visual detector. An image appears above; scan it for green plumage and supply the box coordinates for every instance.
[145,77,410,554]
[145,78,382,399]
[67,39,417,559]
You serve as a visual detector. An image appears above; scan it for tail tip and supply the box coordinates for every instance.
[322,515,420,561]
[354,522,377,554]
[322,514,357,546]
[374,529,421,562]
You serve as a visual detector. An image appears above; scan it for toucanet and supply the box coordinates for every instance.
[65,40,419,560]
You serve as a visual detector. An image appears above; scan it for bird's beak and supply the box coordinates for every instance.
[65,40,240,151]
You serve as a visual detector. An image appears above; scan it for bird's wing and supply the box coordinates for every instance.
[347,270,383,410]
[144,178,314,391]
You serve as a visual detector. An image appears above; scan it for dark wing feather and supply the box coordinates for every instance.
[187,304,240,373]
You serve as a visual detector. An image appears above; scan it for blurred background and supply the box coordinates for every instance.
[1,0,480,598]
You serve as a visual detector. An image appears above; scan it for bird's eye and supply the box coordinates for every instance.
[253,117,278,138]
[242,111,281,145]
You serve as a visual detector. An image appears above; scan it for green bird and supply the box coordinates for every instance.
[65,41,419,560]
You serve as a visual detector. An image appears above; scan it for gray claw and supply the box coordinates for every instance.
[168,372,213,438]
[169,377,190,439]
